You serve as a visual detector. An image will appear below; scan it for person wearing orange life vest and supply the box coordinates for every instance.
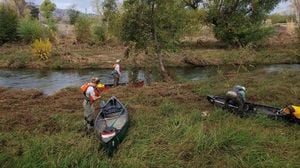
[112,59,121,87]
[82,77,103,131]
[282,105,300,121]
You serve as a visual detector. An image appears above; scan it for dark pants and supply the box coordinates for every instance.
[113,74,120,87]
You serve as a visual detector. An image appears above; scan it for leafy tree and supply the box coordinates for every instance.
[184,0,203,9]
[206,0,282,47]
[0,6,18,45]
[122,0,188,79]
[92,24,106,45]
[11,0,27,17]
[294,0,300,24]
[91,0,105,17]
[68,8,80,25]
[17,18,43,43]
[102,0,117,22]
[40,0,56,32]
[27,2,40,19]
[40,0,56,20]
[75,15,92,43]
[102,0,118,39]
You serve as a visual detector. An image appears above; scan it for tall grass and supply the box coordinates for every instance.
[1,70,300,167]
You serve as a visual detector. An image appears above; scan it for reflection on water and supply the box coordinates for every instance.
[262,64,300,73]
[0,64,299,95]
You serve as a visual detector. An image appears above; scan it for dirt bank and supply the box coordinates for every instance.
[182,45,300,66]
[1,43,299,69]
[0,83,201,134]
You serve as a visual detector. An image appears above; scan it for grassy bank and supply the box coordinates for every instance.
[0,69,299,167]
[182,44,300,66]
[0,43,299,69]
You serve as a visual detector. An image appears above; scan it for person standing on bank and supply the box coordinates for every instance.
[112,59,121,87]
[81,77,102,132]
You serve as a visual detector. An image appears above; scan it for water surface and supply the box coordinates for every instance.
[0,64,299,95]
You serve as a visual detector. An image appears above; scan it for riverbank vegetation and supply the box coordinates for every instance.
[0,0,299,70]
[1,69,299,167]
[1,1,300,167]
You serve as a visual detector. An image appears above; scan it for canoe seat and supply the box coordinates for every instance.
[102,108,124,118]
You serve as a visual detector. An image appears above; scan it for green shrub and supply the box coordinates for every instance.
[0,7,18,45]
[46,18,57,32]
[68,9,80,25]
[17,18,43,43]
[106,12,122,40]
[206,0,280,47]
[74,15,92,43]
[92,24,106,45]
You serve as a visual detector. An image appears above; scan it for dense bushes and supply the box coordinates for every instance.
[92,25,106,45]
[68,9,80,25]
[206,0,281,47]
[74,15,107,45]
[17,18,57,43]
[0,7,18,45]
[74,16,92,43]
[17,18,43,43]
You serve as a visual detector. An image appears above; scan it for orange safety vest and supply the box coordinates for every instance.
[80,83,100,103]
[80,82,94,94]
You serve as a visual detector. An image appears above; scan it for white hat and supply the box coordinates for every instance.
[116,59,121,63]
[91,77,100,83]
[234,85,246,91]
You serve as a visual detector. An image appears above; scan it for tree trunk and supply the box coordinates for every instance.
[158,51,166,73]
[294,0,300,25]
[150,1,170,81]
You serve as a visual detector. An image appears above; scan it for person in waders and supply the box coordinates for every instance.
[81,77,103,133]
[224,85,246,113]
[112,59,121,87]
[282,105,300,122]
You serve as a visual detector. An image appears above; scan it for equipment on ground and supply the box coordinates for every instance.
[207,95,300,124]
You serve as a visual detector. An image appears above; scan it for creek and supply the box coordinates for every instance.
[0,64,299,95]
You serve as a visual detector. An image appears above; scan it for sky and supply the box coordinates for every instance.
[26,0,293,14]
[273,1,293,14]
[26,0,123,13]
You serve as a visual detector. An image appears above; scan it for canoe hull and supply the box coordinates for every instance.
[95,96,129,156]
[207,95,300,124]
[206,95,256,116]
[102,121,129,156]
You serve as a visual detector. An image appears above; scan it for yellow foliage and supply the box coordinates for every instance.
[31,39,52,61]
